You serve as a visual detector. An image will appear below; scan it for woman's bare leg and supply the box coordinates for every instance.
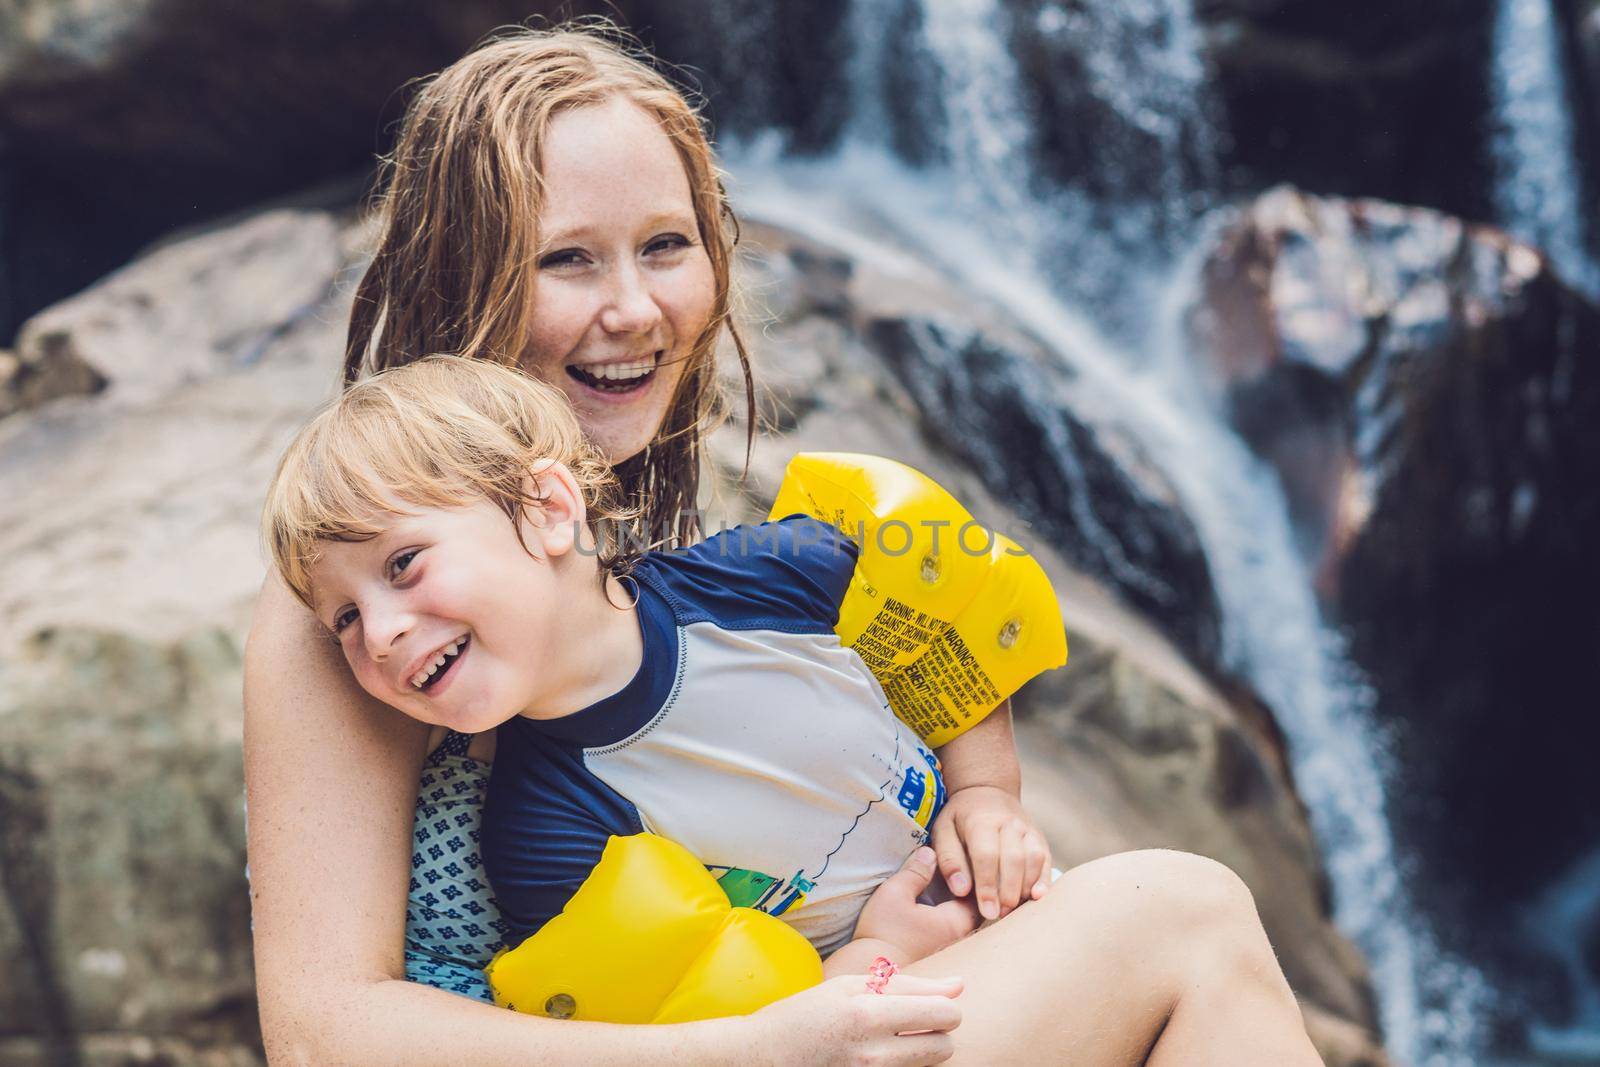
[904,849,1322,1066]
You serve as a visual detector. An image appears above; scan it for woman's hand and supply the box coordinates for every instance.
[852,847,979,962]
[739,971,964,1066]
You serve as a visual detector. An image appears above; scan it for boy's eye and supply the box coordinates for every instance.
[332,607,359,634]
[388,549,419,579]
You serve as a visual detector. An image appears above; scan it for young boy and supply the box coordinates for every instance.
[262,357,1050,966]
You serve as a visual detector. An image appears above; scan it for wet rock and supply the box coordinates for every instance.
[6,210,343,415]
[865,315,1224,670]
[1195,0,1498,220]
[1004,0,1221,210]
[1192,186,1600,933]
[0,628,258,1058]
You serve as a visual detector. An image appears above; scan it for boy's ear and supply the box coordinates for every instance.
[522,460,587,560]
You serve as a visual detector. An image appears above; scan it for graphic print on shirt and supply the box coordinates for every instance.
[702,732,944,920]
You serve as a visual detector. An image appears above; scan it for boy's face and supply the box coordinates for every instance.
[305,496,563,733]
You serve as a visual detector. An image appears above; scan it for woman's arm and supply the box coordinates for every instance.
[245,574,960,1066]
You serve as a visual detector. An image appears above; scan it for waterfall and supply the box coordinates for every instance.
[1491,6,1600,1048]
[1490,0,1600,299]
[727,0,1497,1060]
[839,0,1220,342]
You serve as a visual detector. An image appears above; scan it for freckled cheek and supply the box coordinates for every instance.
[665,258,717,339]
[523,291,595,377]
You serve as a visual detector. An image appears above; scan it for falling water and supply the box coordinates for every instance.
[729,0,1495,1059]
[1490,6,1600,1050]
[1490,0,1600,299]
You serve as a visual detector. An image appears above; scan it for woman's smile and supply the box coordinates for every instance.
[565,350,665,400]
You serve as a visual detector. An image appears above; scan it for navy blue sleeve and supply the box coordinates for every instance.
[635,515,859,634]
[480,721,643,949]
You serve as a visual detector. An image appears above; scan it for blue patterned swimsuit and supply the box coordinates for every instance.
[403,730,505,1001]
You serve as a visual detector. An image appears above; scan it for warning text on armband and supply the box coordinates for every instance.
[849,596,1003,738]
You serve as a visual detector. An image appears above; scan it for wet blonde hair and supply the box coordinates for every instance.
[263,358,632,609]
[345,21,753,550]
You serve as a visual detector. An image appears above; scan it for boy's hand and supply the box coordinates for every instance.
[930,784,1052,920]
[851,847,978,962]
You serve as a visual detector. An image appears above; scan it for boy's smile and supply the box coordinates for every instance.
[304,486,642,734]
[407,632,470,692]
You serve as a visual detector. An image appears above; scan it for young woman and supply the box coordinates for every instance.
[243,25,1321,1066]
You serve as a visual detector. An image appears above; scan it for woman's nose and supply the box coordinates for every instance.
[599,262,663,336]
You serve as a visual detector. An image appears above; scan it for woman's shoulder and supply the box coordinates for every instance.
[245,571,335,667]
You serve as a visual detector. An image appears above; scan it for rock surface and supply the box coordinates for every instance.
[1191,186,1600,962]
[0,200,1392,1063]
[0,0,584,340]
[1194,0,1499,220]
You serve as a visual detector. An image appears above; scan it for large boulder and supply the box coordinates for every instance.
[1190,186,1600,962]
[0,209,362,1065]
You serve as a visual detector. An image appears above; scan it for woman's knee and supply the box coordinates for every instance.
[1045,849,1265,953]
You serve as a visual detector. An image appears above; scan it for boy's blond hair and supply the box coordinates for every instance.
[263,357,631,608]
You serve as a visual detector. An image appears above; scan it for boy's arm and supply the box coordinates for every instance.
[929,701,1053,920]
[936,699,1022,797]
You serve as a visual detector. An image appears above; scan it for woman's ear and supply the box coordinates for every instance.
[521,460,588,560]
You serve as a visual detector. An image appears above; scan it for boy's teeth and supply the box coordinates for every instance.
[411,636,467,689]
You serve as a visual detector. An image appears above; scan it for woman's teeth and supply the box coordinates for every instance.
[568,354,659,390]
[411,635,467,689]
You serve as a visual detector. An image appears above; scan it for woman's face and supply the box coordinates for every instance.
[522,96,717,463]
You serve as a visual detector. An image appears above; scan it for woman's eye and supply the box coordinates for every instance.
[388,549,419,579]
[332,608,359,634]
[646,233,692,256]
[538,248,587,269]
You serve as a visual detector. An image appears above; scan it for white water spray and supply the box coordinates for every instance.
[1490,0,1600,299]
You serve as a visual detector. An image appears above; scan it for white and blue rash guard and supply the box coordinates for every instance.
[481,516,947,957]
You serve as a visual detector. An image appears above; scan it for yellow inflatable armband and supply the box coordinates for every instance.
[769,452,1068,747]
[485,834,822,1024]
